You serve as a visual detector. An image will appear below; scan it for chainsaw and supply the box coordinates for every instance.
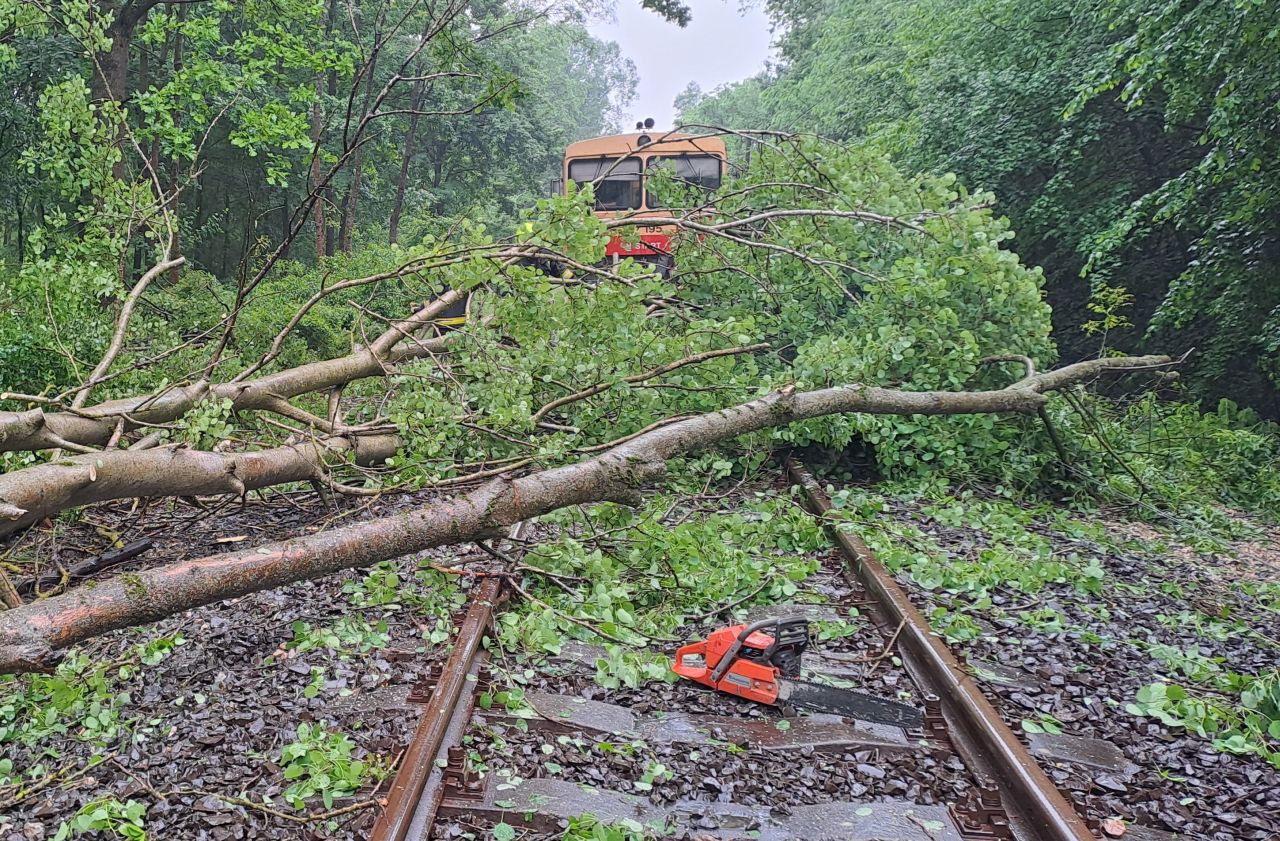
[672,617,923,729]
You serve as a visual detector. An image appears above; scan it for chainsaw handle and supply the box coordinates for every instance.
[672,640,708,681]
[709,616,789,684]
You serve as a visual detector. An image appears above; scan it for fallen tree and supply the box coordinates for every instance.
[0,433,398,537]
[0,339,769,536]
[0,353,1174,674]
[0,320,451,455]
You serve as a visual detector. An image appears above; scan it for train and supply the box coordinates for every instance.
[560,123,728,275]
[435,123,726,327]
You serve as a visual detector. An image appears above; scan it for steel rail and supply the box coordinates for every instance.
[786,459,1096,841]
[371,523,527,841]
[370,574,503,841]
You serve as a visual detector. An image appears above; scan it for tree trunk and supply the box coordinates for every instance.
[167,2,186,285]
[321,0,340,258]
[0,434,396,537]
[389,80,425,245]
[90,19,133,107]
[219,187,231,276]
[0,354,1176,674]
[311,75,326,261]
[280,193,291,258]
[89,1,166,179]
[15,193,23,266]
[339,45,381,252]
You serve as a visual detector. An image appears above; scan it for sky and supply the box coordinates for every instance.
[588,1,774,130]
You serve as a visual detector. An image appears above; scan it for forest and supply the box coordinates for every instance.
[681,0,1280,413]
[0,1,1277,840]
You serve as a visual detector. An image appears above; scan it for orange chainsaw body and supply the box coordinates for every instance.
[673,617,925,728]
[672,623,790,705]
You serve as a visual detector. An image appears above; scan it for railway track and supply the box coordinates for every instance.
[366,462,1185,841]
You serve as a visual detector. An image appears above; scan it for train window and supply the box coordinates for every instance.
[568,157,642,210]
[645,155,723,208]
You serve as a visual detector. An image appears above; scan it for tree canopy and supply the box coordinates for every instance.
[681,0,1280,413]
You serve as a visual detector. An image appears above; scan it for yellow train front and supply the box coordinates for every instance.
[433,128,726,329]
[560,127,727,277]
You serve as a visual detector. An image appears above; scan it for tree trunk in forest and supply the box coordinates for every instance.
[91,11,133,184]
[311,74,326,261]
[280,194,291,258]
[339,45,381,253]
[15,197,23,266]
[0,354,1176,674]
[219,188,231,276]
[167,2,186,285]
[388,80,425,245]
[89,17,133,107]
[88,1,176,180]
[322,0,340,258]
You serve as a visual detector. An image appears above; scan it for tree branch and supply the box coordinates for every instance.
[530,342,769,424]
[0,434,398,537]
[0,332,448,454]
[0,353,1172,674]
[71,256,186,410]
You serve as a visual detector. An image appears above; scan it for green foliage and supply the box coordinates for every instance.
[632,759,671,792]
[174,398,235,449]
[813,617,861,641]
[561,814,653,841]
[830,486,1107,599]
[385,137,1059,485]
[53,798,147,841]
[0,651,130,750]
[1070,395,1280,524]
[1020,714,1063,736]
[341,564,404,609]
[678,138,1056,476]
[0,0,635,401]
[1081,284,1134,341]
[1071,1,1280,398]
[0,634,186,791]
[685,0,1280,410]
[286,616,390,657]
[1128,673,1280,769]
[278,721,382,809]
[497,485,824,687]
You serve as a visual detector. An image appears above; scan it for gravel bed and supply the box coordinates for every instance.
[431,529,974,840]
[1,489,471,841]
[16,470,1265,841]
[865,492,1280,840]
[464,714,971,809]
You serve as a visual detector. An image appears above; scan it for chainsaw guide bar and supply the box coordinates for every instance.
[673,617,924,729]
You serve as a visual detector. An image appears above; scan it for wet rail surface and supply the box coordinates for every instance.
[368,464,1183,841]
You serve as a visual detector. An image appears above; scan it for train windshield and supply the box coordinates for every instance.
[568,157,642,210]
[645,155,723,208]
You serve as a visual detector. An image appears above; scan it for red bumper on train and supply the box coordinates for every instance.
[605,233,673,258]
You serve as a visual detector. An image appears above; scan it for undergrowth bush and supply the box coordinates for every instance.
[1015,393,1280,530]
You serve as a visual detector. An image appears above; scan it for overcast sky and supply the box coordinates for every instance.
[588,1,774,130]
